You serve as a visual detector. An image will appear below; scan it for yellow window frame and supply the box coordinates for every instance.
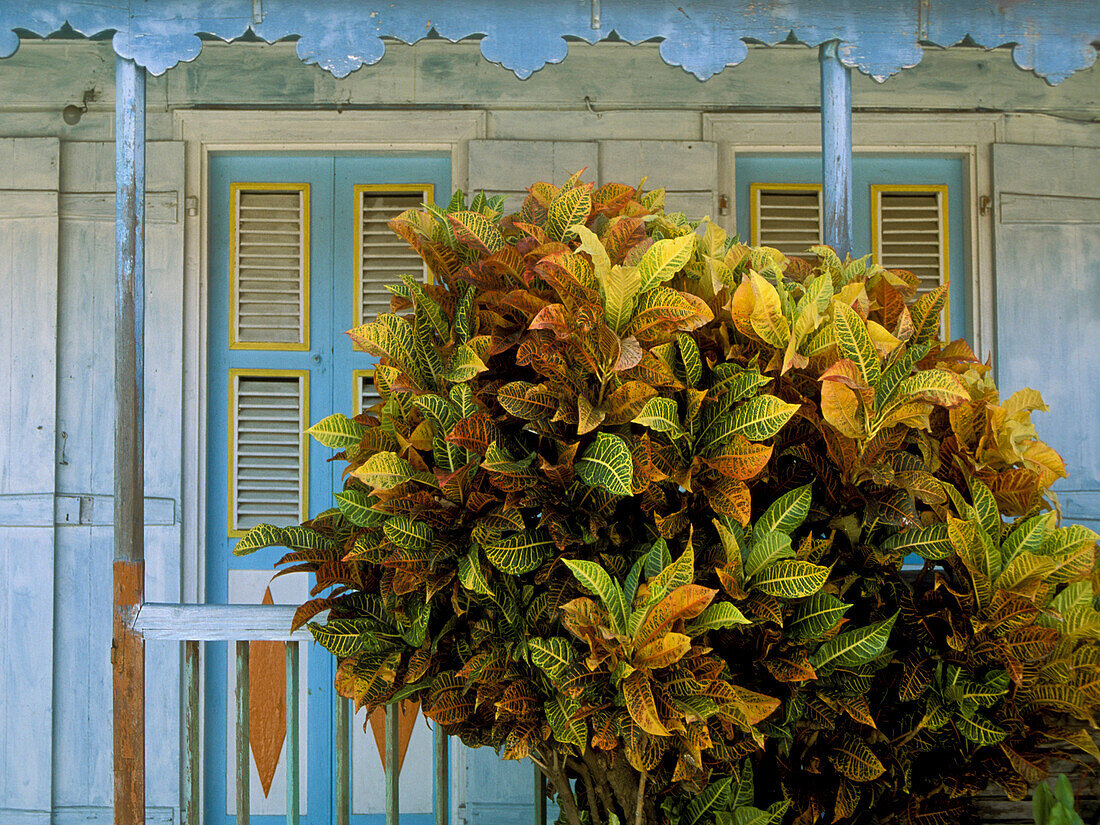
[748,182,823,248]
[353,182,436,332]
[229,181,311,351]
[227,368,310,538]
[870,183,950,336]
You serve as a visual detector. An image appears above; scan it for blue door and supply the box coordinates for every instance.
[206,152,451,824]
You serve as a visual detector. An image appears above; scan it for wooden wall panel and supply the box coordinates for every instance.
[0,137,59,825]
[50,141,185,818]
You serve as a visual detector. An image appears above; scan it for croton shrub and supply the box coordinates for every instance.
[235,174,1100,825]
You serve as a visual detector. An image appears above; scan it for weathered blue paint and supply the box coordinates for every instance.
[0,1,1094,83]
[820,41,853,259]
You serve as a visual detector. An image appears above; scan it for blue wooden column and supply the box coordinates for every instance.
[819,40,853,258]
[113,54,147,825]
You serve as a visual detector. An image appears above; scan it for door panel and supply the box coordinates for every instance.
[206,152,450,824]
[992,144,1100,533]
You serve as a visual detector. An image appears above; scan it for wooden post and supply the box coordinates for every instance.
[819,40,853,259]
[113,54,146,825]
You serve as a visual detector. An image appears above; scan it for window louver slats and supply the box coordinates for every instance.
[358,189,430,327]
[357,371,381,415]
[754,187,823,257]
[876,191,945,296]
[233,187,308,347]
[232,373,305,533]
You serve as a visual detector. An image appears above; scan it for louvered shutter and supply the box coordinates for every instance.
[751,184,823,256]
[872,186,947,298]
[354,369,381,415]
[356,186,433,328]
[231,183,309,349]
[229,370,308,535]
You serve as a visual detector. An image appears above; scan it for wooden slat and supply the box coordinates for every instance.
[235,640,250,825]
[234,188,305,345]
[286,641,300,825]
[132,602,312,641]
[335,695,350,825]
[359,189,426,326]
[233,375,303,530]
[183,641,200,825]
[385,704,400,825]
[435,730,449,825]
[533,764,546,825]
[757,188,822,256]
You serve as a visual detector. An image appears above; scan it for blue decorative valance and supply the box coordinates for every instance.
[0,0,1095,84]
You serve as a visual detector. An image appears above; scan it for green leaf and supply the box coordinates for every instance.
[1001,512,1052,565]
[752,559,830,599]
[954,712,1008,746]
[233,523,284,556]
[633,396,686,438]
[307,413,365,450]
[308,618,378,657]
[483,529,554,575]
[811,612,898,670]
[602,264,642,332]
[967,477,1001,538]
[575,433,634,496]
[874,342,930,411]
[458,547,493,596]
[333,490,383,527]
[645,539,672,579]
[833,737,885,782]
[788,592,851,640]
[547,186,592,242]
[383,516,434,551]
[756,483,812,535]
[447,210,504,253]
[528,637,576,679]
[442,342,487,383]
[686,602,752,634]
[687,777,732,825]
[833,301,881,385]
[727,395,800,442]
[743,532,793,579]
[353,451,424,489]
[882,523,953,560]
[563,559,628,634]
[637,233,696,293]
[676,332,703,387]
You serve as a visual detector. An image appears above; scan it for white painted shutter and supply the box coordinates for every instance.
[0,137,59,824]
[599,141,718,217]
[232,185,308,348]
[872,187,946,297]
[993,144,1100,534]
[752,185,823,255]
[230,372,308,533]
[357,188,430,327]
[467,140,599,214]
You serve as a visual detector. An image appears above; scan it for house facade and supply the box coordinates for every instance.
[0,5,1098,824]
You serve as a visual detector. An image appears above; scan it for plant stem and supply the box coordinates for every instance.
[634,773,646,825]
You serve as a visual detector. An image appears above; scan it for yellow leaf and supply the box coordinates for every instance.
[748,270,790,347]
[623,672,670,736]
[821,380,865,439]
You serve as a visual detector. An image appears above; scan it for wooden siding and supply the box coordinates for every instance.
[49,141,185,820]
[0,136,58,825]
